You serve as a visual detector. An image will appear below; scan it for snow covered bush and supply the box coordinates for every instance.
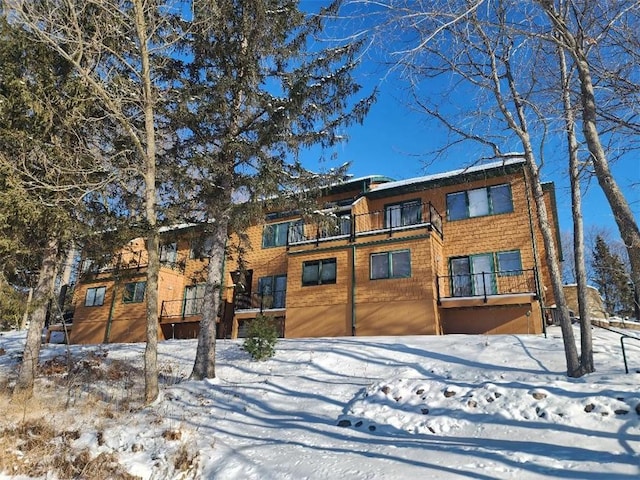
[242,315,278,361]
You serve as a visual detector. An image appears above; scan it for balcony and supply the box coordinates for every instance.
[159,289,287,323]
[287,201,443,247]
[436,268,538,307]
[235,290,287,318]
[160,297,205,321]
[80,250,186,276]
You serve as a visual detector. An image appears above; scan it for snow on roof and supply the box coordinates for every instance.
[369,157,525,193]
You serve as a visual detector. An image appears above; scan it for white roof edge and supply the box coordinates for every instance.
[370,158,526,193]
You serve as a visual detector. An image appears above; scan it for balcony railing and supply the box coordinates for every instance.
[160,297,205,320]
[287,201,443,247]
[236,289,287,312]
[436,268,538,304]
[80,250,186,275]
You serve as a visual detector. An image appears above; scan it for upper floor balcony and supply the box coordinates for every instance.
[79,247,186,278]
[286,201,443,248]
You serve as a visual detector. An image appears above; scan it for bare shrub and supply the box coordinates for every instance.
[0,418,139,479]
[173,442,198,475]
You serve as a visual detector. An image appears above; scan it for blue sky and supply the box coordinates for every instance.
[298,1,640,243]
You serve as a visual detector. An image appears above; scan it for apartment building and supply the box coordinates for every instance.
[70,158,561,344]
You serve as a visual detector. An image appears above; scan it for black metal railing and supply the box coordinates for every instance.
[80,250,149,275]
[236,289,287,312]
[287,201,443,247]
[81,250,186,276]
[436,268,538,304]
[160,297,205,319]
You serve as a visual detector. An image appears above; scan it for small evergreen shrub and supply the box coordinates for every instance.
[242,315,278,361]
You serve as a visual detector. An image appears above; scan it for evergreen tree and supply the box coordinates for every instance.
[7,0,188,403]
[592,235,633,316]
[183,0,374,379]
[0,17,108,396]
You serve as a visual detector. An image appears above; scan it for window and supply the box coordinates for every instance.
[490,184,513,214]
[262,221,303,248]
[190,235,213,259]
[338,215,352,236]
[449,254,497,296]
[302,258,337,286]
[288,221,304,244]
[370,250,411,280]
[160,242,177,264]
[85,286,106,307]
[497,250,522,276]
[123,281,146,303]
[450,257,472,296]
[385,200,422,228]
[446,184,513,220]
[257,275,287,308]
[184,284,206,315]
[447,192,467,221]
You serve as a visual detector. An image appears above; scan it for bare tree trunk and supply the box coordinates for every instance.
[559,48,594,373]
[525,159,582,376]
[13,236,59,397]
[537,0,640,338]
[134,0,159,404]
[475,10,581,376]
[191,217,229,380]
[576,60,640,325]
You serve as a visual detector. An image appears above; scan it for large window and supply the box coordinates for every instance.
[302,258,337,286]
[85,286,106,307]
[262,221,303,248]
[447,184,513,220]
[257,275,287,308]
[159,242,178,264]
[385,200,422,228]
[123,281,146,303]
[370,250,411,280]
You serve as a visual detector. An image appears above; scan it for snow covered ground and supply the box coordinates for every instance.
[1,325,639,479]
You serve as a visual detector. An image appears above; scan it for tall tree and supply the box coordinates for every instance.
[592,235,633,316]
[535,0,640,329]
[184,0,374,379]
[5,0,183,402]
[558,45,593,371]
[0,17,109,395]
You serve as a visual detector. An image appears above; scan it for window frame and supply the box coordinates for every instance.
[257,274,287,308]
[122,281,146,304]
[183,283,206,315]
[446,183,513,221]
[370,249,412,280]
[496,250,523,276]
[449,252,508,297]
[301,258,337,286]
[85,286,106,307]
